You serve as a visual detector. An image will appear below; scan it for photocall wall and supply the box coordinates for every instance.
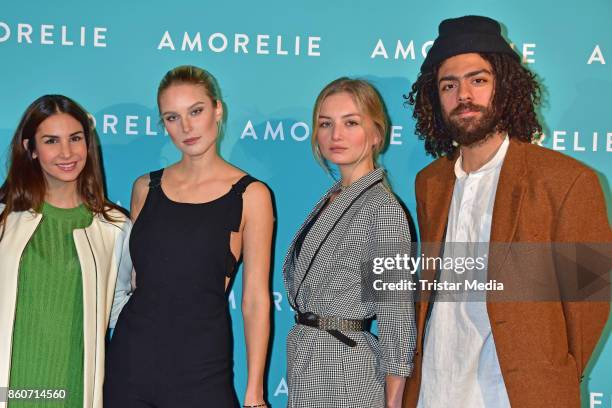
[1,0,611,406]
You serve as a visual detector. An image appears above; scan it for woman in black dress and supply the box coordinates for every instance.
[104,66,273,408]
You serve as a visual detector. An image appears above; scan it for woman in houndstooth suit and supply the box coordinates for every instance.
[283,78,416,408]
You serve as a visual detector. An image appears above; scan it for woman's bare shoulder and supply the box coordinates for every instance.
[132,173,151,197]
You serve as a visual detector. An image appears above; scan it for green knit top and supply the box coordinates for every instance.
[9,202,93,408]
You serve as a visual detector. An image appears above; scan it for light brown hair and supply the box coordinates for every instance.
[157,65,221,111]
[311,77,389,173]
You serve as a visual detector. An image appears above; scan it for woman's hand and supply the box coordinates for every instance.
[385,374,406,408]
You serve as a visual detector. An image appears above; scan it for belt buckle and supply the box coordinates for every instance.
[296,311,319,327]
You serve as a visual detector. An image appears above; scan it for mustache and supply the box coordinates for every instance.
[451,102,487,116]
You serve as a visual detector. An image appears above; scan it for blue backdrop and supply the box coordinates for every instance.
[1,1,611,406]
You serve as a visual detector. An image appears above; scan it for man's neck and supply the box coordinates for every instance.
[459,132,506,173]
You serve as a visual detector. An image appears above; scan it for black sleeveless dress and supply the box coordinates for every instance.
[104,169,257,408]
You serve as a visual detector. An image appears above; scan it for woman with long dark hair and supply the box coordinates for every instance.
[0,95,132,408]
[104,66,273,408]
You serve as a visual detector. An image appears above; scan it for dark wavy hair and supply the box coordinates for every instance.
[0,95,125,239]
[406,53,542,158]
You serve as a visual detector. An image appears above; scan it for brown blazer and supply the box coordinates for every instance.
[403,138,611,408]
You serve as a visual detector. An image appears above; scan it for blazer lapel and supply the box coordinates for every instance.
[420,159,455,283]
[0,210,42,392]
[282,181,339,300]
[487,139,528,280]
[291,168,385,303]
[416,157,455,348]
[73,226,97,408]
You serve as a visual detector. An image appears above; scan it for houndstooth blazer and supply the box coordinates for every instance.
[283,168,417,408]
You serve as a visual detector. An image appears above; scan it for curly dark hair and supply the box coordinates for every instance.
[406,53,542,158]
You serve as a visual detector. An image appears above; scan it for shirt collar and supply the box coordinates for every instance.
[454,135,510,179]
[329,167,385,194]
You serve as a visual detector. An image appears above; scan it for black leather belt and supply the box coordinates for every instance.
[296,312,368,347]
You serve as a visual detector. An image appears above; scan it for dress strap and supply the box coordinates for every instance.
[227,174,259,233]
[230,175,257,195]
[148,169,164,188]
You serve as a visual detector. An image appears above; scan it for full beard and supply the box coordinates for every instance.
[443,102,499,147]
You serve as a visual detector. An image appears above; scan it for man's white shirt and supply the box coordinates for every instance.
[417,136,512,408]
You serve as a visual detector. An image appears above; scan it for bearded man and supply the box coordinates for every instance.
[402,15,611,408]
